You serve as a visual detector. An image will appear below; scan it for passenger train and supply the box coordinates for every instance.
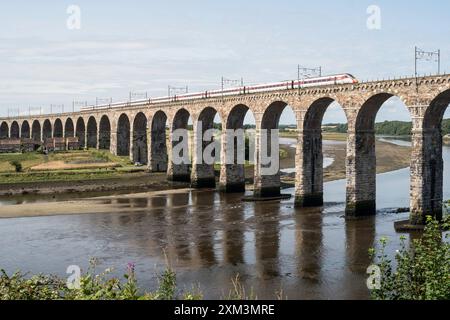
[80,74,358,111]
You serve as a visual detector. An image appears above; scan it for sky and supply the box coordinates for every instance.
[1,0,450,124]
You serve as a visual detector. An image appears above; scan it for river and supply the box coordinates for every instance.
[0,137,448,299]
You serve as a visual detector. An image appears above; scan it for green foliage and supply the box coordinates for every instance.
[224,275,256,300]
[152,268,177,300]
[375,121,412,136]
[370,216,450,300]
[323,119,450,136]
[9,160,22,173]
[0,270,63,300]
[0,259,198,301]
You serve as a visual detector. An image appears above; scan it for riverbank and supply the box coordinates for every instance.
[277,133,411,185]
[0,134,412,215]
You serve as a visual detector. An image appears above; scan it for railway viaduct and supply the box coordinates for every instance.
[1,74,450,225]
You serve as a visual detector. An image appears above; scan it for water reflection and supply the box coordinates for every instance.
[295,208,323,282]
[254,202,280,279]
[5,149,450,300]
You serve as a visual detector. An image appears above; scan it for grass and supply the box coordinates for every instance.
[0,150,140,184]
[279,131,348,142]
[0,153,43,172]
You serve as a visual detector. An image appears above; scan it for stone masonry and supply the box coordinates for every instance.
[2,74,450,225]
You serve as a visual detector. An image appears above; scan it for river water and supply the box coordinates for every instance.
[0,137,448,299]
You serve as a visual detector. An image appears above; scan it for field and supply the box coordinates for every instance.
[0,150,142,184]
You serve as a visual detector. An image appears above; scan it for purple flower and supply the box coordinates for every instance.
[127,262,136,274]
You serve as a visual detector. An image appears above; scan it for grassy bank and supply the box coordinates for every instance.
[0,150,140,184]
[279,131,348,141]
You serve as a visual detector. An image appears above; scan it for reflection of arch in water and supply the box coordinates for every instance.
[254,202,280,279]
[294,209,323,281]
[221,194,245,265]
[190,191,217,266]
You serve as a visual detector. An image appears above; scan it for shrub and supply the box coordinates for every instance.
[9,160,22,173]
[0,259,200,301]
[369,216,450,300]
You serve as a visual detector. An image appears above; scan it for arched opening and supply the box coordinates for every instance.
[0,122,9,139]
[117,114,130,156]
[349,93,412,217]
[150,111,168,172]
[10,121,20,139]
[192,107,222,188]
[53,119,63,138]
[220,104,255,193]
[32,120,41,142]
[99,115,111,150]
[65,118,74,137]
[43,120,52,140]
[86,117,98,149]
[255,101,297,198]
[297,98,348,207]
[76,118,86,149]
[132,112,148,164]
[168,108,192,182]
[21,121,30,139]
[415,89,450,223]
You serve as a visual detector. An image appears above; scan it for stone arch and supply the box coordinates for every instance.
[411,89,450,223]
[76,117,86,149]
[423,90,450,129]
[168,108,191,182]
[132,112,148,164]
[10,121,20,139]
[255,100,296,198]
[348,93,412,217]
[86,117,98,148]
[117,113,130,156]
[43,120,52,140]
[65,118,74,137]
[355,93,395,131]
[99,115,111,150]
[150,111,168,172]
[219,104,252,193]
[0,122,9,138]
[191,106,221,188]
[296,97,348,207]
[32,120,41,142]
[21,121,30,139]
[53,119,63,138]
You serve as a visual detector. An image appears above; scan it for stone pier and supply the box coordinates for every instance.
[1,74,450,225]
